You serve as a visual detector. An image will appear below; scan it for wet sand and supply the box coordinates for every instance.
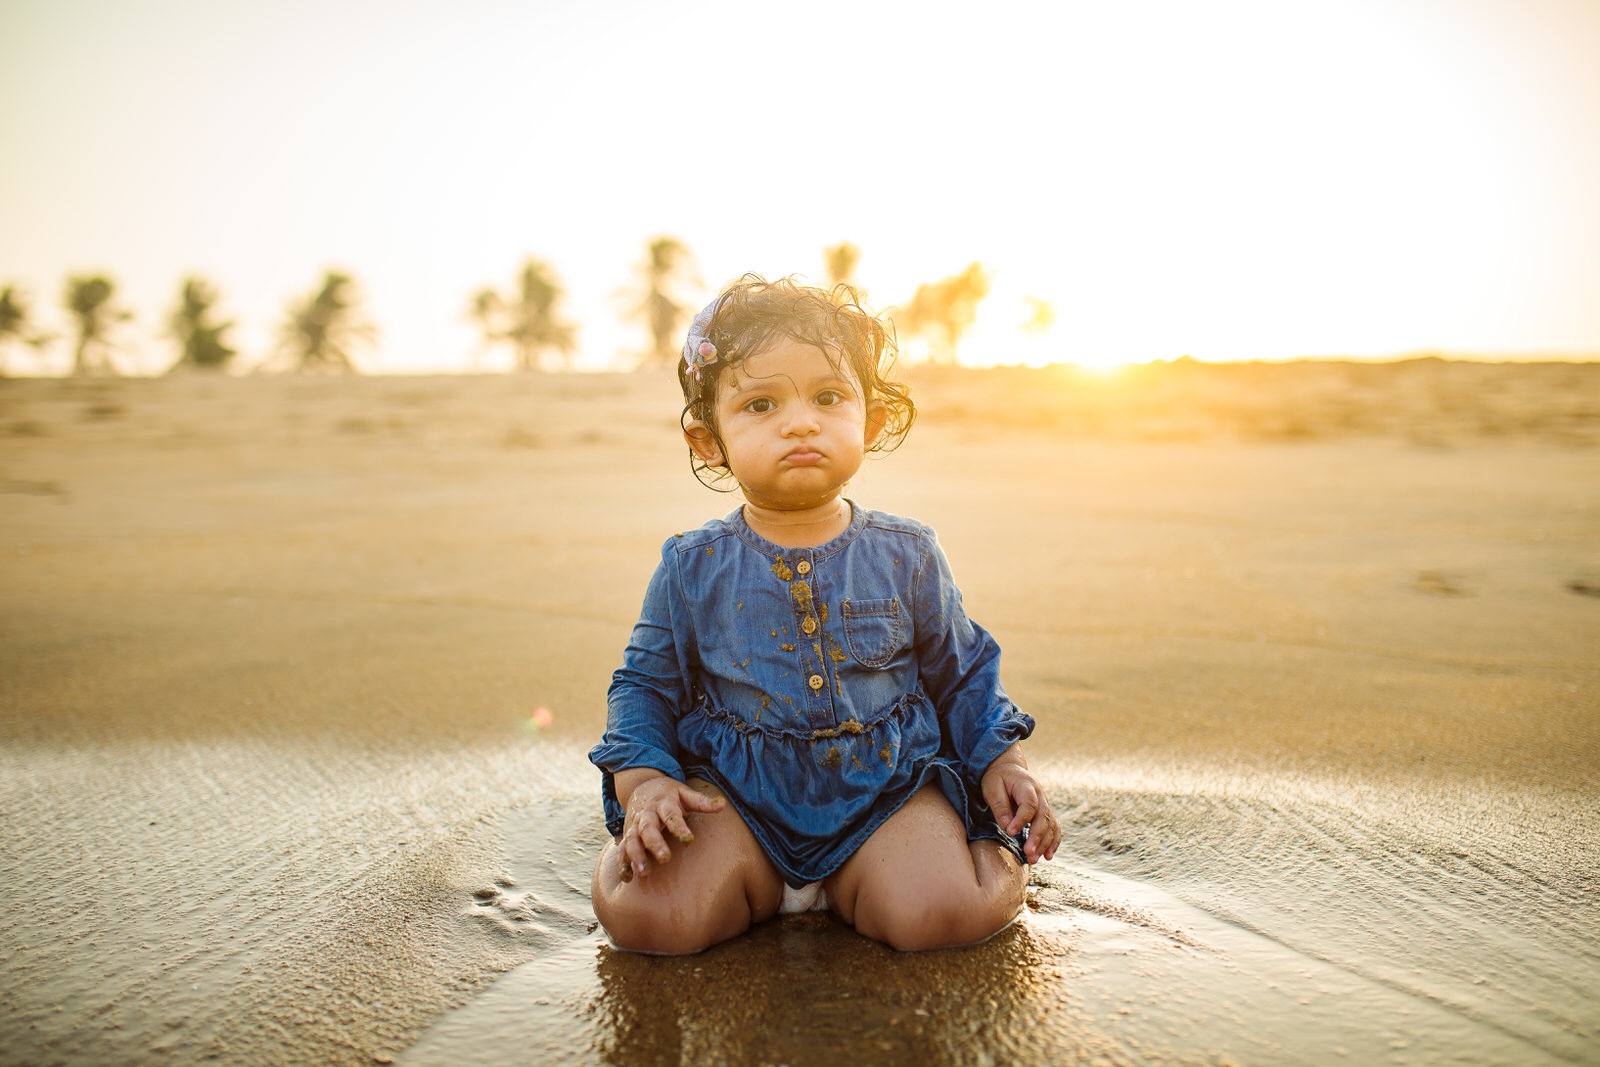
[2,362,1597,1064]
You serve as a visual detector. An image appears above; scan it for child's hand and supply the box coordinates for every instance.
[615,772,726,882]
[980,743,1060,863]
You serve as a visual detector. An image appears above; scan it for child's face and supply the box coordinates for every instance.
[685,336,886,513]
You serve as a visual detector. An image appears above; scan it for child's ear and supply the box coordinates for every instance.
[683,420,725,466]
[863,399,888,449]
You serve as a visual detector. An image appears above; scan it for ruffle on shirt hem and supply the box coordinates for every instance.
[687,688,924,741]
[685,756,1027,890]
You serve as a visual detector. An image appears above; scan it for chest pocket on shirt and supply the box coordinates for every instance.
[841,598,903,668]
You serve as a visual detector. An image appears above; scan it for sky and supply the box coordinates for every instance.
[2,0,1599,373]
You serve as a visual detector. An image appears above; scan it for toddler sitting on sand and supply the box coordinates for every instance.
[589,275,1058,953]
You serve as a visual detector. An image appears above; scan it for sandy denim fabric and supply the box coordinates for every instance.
[589,504,1034,887]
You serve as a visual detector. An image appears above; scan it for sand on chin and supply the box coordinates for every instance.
[1,362,1596,1065]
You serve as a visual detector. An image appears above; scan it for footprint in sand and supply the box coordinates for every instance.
[466,879,563,937]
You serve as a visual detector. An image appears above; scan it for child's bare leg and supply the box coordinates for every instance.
[824,784,1026,951]
[591,778,785,955]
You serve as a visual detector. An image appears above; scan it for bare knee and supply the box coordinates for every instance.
[850,845,1027,951]
[862,890,1020,951]
[590,863,718,954]
[591,831,781,955]
[594,894,723,955]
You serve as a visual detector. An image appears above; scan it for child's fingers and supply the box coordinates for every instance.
[637,818,673,864]
[982,775,1016,831]
[621,833,650,880]
[661,784,724,842]
[1002,774,1058,857]
[661,806,695,844]
[617,809,672,883]
[1007,780,1040,838]
[626,824,668,873]
[1030,816,1060,863]
[677,787,727,815]
[1041,819,1060,860]
[1022,789,1060,863]
[615,781,727,883]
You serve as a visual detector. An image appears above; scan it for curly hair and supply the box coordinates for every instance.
[678,274,916,490]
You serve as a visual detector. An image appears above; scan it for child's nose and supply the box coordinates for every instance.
[782,405,821,434]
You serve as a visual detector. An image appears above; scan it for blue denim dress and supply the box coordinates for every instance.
[589,504,1035,888]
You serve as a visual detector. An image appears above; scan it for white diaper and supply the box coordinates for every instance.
[778,881,829,915]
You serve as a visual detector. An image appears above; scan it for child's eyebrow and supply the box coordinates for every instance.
[726,372,854,394]
[795,365,852,386]
[808,373,858,393]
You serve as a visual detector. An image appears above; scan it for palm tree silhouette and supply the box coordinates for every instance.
[64,274,131,376]
[167,277,237,373]
[824,242,861,288]
[466,287,499,370]
[629,237,698,367]
[0,286,52,375]
[469,258,578,371]
[895,262,991,363]
[278,270,373,373]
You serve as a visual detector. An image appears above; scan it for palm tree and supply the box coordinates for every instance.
[824,242,860,288]
[278,270,373,373]
[629,236,698,367]
[466,287,500,369]
[469,258,578,371]
[64,274,131,376]
[895,262,991,363]
[167,276,237,372]
[0,286,51,375]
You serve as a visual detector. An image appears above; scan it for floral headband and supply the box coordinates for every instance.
[682,296,722,380]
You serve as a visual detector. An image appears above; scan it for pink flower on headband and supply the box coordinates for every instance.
[686,338,719,379]
[683,296,723,380]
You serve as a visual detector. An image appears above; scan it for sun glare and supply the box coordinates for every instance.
[1067,354,1139,376]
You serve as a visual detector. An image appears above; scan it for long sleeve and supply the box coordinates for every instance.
[908,529,1034,783]
[589,553,695,835]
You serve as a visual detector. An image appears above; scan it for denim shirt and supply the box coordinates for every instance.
[589,503,1034,887]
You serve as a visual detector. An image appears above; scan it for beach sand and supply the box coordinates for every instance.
[2,361,1596,1064]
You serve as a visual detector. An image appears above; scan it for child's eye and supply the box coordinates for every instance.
[744,397,775,414]
[815,389,842,406]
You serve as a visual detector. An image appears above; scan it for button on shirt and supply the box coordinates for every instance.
[590,504,1035,886]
